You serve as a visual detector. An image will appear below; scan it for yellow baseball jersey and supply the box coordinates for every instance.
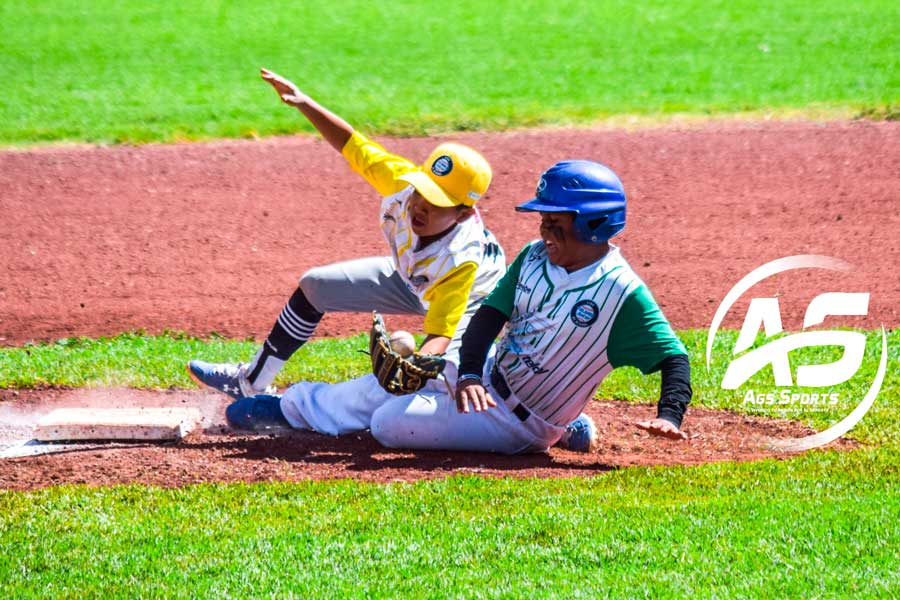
[342,132,505,338]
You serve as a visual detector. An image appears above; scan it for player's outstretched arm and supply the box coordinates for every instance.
[260,67,353,153]
[635,354,691,440]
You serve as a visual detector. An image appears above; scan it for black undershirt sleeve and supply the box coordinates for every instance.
[654,354,693,428]
[458,305,509,378]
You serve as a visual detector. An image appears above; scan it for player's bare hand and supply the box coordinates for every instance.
[455,379,496,414]
[635,418,688,440]
[260,68,309,107]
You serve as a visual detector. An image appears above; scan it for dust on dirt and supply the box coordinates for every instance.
[0,387,855,490]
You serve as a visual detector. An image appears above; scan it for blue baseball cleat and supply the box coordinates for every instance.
[557,413,598,453]
[225,394,291,431]
[187,360,255,400]
[226,395,290,431]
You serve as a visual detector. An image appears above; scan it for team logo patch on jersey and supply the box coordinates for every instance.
[431,155,453,176]
[570,300,599,327]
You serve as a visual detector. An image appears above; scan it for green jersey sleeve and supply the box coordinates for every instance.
[607,284,687,374]
[482,242,532,317]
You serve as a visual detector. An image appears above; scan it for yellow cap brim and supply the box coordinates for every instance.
[398,171,460,208]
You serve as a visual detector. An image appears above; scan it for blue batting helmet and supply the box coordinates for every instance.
[516,160,626,243]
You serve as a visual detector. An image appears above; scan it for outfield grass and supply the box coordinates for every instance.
[2,0,898,144]
[0,331,373,390]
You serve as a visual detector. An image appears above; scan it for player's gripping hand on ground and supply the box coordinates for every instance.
[636,418,688,440]
[454,375,496,414]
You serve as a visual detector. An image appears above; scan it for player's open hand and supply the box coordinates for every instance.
[455,378,497,414]
[260,68,309,107]
[635,418,688,440]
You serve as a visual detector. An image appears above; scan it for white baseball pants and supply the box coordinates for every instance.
[279,361,565,455]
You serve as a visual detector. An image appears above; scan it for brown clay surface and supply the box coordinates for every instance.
[0,387,854,491]
[0,121,895,489]
[2,120,898,345]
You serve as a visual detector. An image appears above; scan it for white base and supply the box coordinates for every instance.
[34,407,203,442]
[0,439,54,458]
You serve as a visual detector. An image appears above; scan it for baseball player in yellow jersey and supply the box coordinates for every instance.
[188,68,505,402]
[225,159,690,453]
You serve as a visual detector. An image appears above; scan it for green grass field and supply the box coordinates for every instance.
[3,1,899,596]
[1,330,899,597]
[2,0,898,144]
[2,452,899,598]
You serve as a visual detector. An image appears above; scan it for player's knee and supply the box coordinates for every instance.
[298,268,320,293]
[298,268,328,312]
[369,407,402,448]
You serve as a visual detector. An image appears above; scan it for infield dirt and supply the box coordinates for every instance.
[0,387,855,491]
[0,120,896,488]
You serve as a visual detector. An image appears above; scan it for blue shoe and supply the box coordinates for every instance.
[557,413,598,453]
[226,395,290,431]
[187,360,254,400]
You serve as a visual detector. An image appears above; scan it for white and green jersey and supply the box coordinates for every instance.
[483,241,687,426]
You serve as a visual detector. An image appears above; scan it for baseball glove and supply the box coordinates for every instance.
[369,311,446,395]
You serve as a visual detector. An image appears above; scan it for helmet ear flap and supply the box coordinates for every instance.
[574,208,625,243]
[587,216,608,230]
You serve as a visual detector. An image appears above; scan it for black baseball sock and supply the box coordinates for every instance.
[245,287,324,390]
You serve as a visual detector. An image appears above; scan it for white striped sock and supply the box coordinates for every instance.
[277,304,317,341]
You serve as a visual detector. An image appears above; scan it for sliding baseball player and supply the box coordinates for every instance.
[226,159,691,452]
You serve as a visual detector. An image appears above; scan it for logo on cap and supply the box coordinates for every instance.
[536,177,547,195]
[431,156,453,176]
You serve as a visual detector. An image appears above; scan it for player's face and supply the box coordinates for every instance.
[540,211,604,271]
[409,191,463,237]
